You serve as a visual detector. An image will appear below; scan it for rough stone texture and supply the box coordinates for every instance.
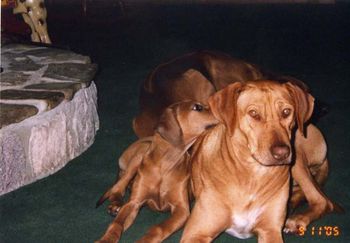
[24,82,82,100]
[1,72,31,86]
[43,63,97,86]
[0,44,98,127]
[0,83,99,195]
[0,43,99,195]
[0,131,28,195]
[8,55,44,72]
[0,104,38,128]
[0,90,65,112]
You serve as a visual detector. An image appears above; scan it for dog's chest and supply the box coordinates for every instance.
[225,208,262,239]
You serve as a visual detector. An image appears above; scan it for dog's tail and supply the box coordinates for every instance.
[95,189,111,208]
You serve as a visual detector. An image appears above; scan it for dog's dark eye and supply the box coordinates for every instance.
[248,110,261,120]
[282,108,292,118]
[192,104,204,112]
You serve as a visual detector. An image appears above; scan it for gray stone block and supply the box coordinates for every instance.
[0,83,99,195]
[0,43,99,195]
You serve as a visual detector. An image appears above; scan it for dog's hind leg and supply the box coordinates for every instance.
[289,159,329,209]
[289,185,305,209]
[285,157,343,234]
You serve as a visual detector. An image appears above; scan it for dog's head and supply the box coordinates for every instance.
[208,80,314,166]
[156,100,219,146]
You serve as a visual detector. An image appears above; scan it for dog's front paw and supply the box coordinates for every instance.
[284,214,309,234]
[107,200,123,216]
[107,193,125,216]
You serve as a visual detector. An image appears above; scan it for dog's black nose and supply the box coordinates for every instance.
[270,144,290,161]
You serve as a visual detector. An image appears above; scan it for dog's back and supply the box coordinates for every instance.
[134,51,265,138]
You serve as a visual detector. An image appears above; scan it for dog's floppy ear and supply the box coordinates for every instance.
[208,82,243,136]
[285,82,315,136]
[156,106,183,146]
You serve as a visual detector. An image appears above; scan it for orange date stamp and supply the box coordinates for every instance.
[297,226,340,237]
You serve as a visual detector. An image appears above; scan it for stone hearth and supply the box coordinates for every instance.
[0,44,99,195]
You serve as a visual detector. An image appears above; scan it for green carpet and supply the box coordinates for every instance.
[1,4,349,243]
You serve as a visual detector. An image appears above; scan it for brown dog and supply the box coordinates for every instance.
[96,100,218,243]
[179,80,339,242]
[133,50,308,139]
[133,51,340,237]
[133,51,264,138]
[284,123,342,234]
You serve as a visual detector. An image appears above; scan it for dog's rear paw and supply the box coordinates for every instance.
[284,215,309,234]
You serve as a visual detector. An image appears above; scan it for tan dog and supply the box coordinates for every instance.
[133,51,264,138]
[133,52,339,237]
[179,80,340,243]
[284,123,342,233]
[133,51,308,139]
[96,100,218,243]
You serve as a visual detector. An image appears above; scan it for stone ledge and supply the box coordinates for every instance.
[1,43,98,129]
[0,43,99,195]
[0,82,99,195]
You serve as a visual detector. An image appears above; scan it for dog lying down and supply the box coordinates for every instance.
[96,82,342,243]
[129,51,343,242]
[95,100,218,243]
[180,80,343,243]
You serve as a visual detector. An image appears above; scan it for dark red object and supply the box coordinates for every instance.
[1,6,31,37]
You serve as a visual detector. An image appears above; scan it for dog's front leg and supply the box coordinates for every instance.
[96,200,142,243]
[180,195,228,243]
[257,229,283,243]
[136,203,190,243]
[106,160,143,216]
[96,150,147,215]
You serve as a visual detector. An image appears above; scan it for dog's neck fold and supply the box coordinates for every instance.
[148,133,194,173]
